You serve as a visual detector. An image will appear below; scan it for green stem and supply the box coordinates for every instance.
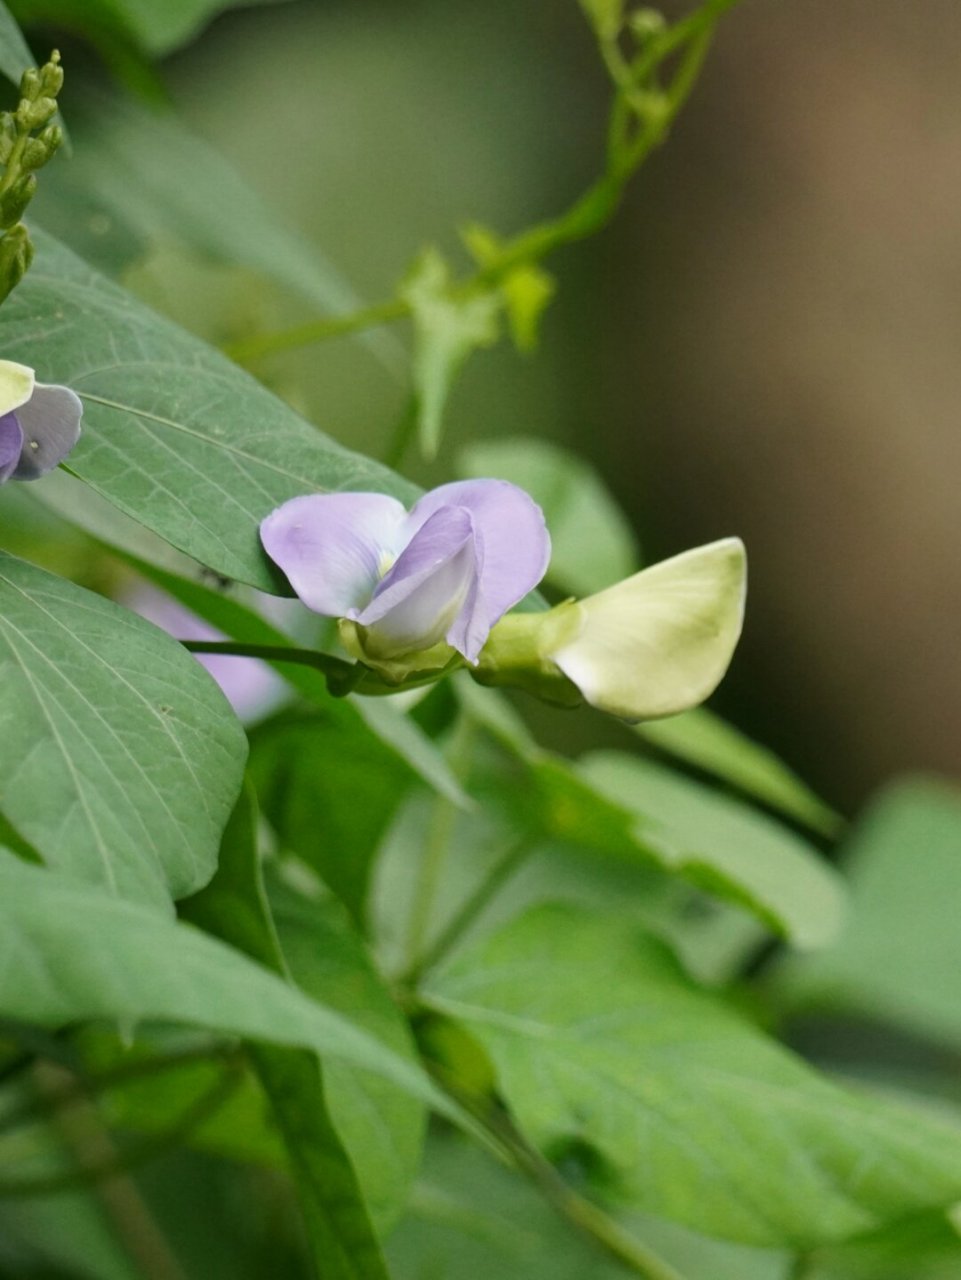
[0,1043,240,1137]
[223,0,739,365]
[444,1086,686,1280]
[224,296,409,364]
[182,638,355,682]
[33,1062,189,1280]
[408,836,535,982]
[402,716,476,975]
[0,1060,242,1198]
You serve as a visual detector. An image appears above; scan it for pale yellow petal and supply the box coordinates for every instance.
[551,537,746,721]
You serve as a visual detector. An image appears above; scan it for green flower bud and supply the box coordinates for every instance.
[21,124,61,171]
[0,224,34,303]
[338,617,461,686]
[0,173,36,230]
[0,115,16,165]
[17,96,57,130]
[18,68,40,102]
[39,53,63,99]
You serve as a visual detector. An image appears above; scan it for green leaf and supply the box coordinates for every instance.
[424,904,961,1249]
[0,228,414,590]
[636,707,842,838]
[250,711,415,925]
[0,2,35,93]
[778,778,961,1047]
[401,247,500,460]
[578,752,845,949]
[0,852,445,1114]
[0,551,246,908]
[269,875,427,1235]
[458,436,640,597]
[184,788,389,1279]
[387,1131,653,1280]
[33,83,367,320]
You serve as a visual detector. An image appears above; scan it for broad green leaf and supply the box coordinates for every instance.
[0,853,445,1113]
[184,788,389,1279]
[269,875,426,1235]
[578,752,845,949]
[455,683,842,949]
[779,778,961,1047]
[401,247,500,460]
[0,551,246,908]
[459,436,639,597]
[0,229,415,590]
[250,713,415,924]
[0,2,34,92]
[388,1132,670,1280]
[425,904,961,1249]
[636,707,842,838]
[33,83,366,319]
[804,1211,961,1280]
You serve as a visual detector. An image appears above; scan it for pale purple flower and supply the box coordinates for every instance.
[0,359,82,483]
[125,584,285,723]
[260,479,550,665]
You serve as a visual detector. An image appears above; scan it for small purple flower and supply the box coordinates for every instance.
[0,359,82,483]
[260,479,550,666]
[124,584,285,722]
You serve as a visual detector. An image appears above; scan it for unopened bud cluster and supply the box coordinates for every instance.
[0,51,64,303]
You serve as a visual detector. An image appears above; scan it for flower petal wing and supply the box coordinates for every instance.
[0,412,23,483]
[551,538,747,721]
[357,506,478,658]
[0,360,35,418]
[261,492,407,616]
[12,383,83,480]
[406,478,549,625]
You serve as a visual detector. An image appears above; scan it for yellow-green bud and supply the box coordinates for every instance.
[0,174,36,230]
[0,224,34,303]
[21,124,61,171]
[39,53,63,99]
[18,68,40,102]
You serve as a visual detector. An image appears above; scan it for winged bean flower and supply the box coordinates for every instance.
[260,479,551,678]
[0,359,82,483]
[475,537,747,721]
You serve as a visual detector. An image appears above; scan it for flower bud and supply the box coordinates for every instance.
[39,54,63,99]
[18,68,40,102]
[21,125,61,171]
[0,173,36,229]
[0,224,34,303]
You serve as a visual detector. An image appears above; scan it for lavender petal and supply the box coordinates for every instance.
[261,491,407,616]
[406,478,550,628]
[0,412,23,483]
[12,383,83,480]
[356,506,478,657]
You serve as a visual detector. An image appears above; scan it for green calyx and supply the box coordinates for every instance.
[337,618,465,687]
[471,602,585,708]
[0,51,65,305]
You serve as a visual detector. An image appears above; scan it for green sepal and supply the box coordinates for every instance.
[471,603,585,707]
